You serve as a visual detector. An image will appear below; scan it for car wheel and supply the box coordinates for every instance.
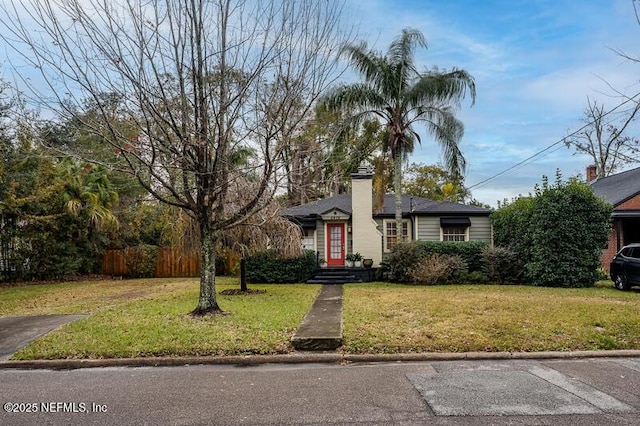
[614,274,630,291]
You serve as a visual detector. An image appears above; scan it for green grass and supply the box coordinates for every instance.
[343,282,640,353]
[1,278,320,359]
[3,278,639,359]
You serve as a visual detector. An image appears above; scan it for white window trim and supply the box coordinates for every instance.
[302,228,316,252]
[383,219,411,252]
[440,225,470,242]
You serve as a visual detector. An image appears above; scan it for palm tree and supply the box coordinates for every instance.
[56,158,119,273]
[58,159,119,232]
[321,28,476,240]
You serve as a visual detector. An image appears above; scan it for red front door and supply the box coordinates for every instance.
[326,223,345,267]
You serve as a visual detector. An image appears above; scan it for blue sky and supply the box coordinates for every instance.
[2,1,639,207]
[345,0,640,206]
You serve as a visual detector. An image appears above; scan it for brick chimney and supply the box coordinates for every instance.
[586,165,597,183]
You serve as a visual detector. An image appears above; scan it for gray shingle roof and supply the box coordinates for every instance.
[590,166,640,206]
[280,193,490,218]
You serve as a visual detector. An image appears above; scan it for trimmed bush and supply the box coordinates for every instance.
[410,253,468,285]
[416,240,488,272]
[245,249,316,283]
[492,197,534,263]
[481,246,522,284]
[385,240,489,283]
[384,242,425,282]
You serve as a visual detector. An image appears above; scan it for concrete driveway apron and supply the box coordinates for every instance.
[0,315,87,360]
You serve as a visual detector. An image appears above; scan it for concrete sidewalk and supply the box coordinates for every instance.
[290,285,343,351]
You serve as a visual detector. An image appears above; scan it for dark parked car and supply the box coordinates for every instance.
[610,244,640,290]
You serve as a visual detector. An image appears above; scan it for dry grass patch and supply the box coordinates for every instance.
[0,278,197,316]
[343,283,640,353]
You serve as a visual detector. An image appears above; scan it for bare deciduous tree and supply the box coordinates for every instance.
[564,97,640,179]
[1,0,352,314]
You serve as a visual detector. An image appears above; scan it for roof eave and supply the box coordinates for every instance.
[612,191,640,208]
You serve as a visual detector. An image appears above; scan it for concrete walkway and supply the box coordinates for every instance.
[291,285,343,351]
[0,315,87,360]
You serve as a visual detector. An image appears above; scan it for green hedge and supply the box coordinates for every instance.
[416,241,488,271]
[493,176,612,288]
[245,249,317,283]
[384,240,489,283]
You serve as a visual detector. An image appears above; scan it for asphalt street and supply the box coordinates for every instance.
[1,357,639,425]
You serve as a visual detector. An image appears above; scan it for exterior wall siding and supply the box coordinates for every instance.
[416,216,492,242]
[416,217,441,240]
[322,214,492,262]
[316,219,325,261]
[469,217,493,242]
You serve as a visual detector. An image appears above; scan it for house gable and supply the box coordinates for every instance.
[320,208,350,221]
[591,166,640,207]
[615,193,640,211]
[589,166,640,271]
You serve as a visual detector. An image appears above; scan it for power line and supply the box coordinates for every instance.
[467,91,640,191]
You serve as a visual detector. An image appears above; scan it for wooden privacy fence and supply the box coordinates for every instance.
[102,248,200,278]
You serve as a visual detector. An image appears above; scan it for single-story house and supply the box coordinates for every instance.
[589,165,640,270]
[281,167,492,268]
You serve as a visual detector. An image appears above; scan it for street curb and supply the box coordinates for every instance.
[1,349,639,370]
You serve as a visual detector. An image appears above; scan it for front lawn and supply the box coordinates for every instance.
[2,278,638,359]
[0,277,196,316]
[1,278,320,359]
[343,282,640,353]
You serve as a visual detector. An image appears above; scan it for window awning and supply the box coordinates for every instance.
[440,217,471,227]
[298,220,317,229]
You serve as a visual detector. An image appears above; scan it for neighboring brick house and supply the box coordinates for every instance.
[281,167,492,268]
[589,165,640,271]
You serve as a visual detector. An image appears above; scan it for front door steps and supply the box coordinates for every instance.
[306,267,377,284]
[291,285,343,351]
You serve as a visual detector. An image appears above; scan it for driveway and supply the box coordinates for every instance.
[0,315,87,360]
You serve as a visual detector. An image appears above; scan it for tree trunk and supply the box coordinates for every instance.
[393,151,404,243]
[240,258,247,292]
[191,222,223,316]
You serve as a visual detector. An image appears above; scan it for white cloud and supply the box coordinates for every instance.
[521,63,640,113]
